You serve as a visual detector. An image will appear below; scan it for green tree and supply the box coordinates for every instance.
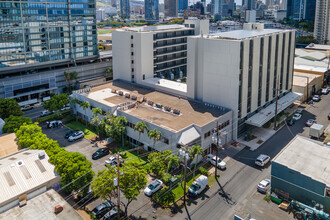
[165,153,181,172]
[91,168,117,202]
[43,94,69,114]
[134,121,148,140]
[147,129,161,147]
[147,151,167,176]
[189,145,204,177]
[64,71,78,92]
[105,115,127,144]
[120,162,147,217]
[50,151,94,194]
[0,98,23,119]
[3,116,32,133]
[296,35,319,44]
[154,187,175,206]
[79,101,90,127]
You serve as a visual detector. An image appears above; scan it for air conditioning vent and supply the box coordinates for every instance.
[38,152,46,159]
[173,109,180,115]
[16,160,25,167]
[147,100,153,106]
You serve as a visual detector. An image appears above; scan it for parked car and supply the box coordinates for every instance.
[292,113,302,121]
[257,179,271,193]
[21,105,33,111]
[287,118,295,126]
[312,95,320,102]
[144,180,163,196]
[296,107,303,114]
[65,130,79,139]
[305,119,316,127]
[188,175,209,197]
[255,154,270,167]
[40,110,52,117]
[68,131,84,141]
[104,155,123,166]
[92,148,110,160]
[103,208,125,220]
[206,154,226,170]
[321,88,329,95]
[47,120,62,128]
[91,201,115,219]
[60,106,71,111]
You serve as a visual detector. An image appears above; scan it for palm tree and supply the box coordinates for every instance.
[80,101,90,127]
[134,121,148,140]
[189,145,204,178]
[91,107,103,137]
[166,154,181,172]
[92,107,103,117]
[70,98,80,121]
[64,71,78,92]
[147,129,161,148]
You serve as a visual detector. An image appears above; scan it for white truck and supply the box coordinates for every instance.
[309,124,324,139]
[188,175,209,197]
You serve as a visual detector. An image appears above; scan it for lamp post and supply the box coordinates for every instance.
[179,146,189,206]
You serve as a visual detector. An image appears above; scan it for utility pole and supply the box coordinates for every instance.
[274,77,280,129]
[182,145,188,207]
[215,121,219,178]
[117,152,121,220]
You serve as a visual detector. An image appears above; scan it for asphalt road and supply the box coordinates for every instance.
[23,106,44,119]
[176,93,330,220]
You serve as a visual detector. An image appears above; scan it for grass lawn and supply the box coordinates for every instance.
[65,121,97,139]
[98,29,113,35]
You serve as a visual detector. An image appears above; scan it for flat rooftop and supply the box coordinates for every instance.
[0,133,19,157]
[273,135,330,185]
[305,44,330,51]
[143,78,187,93]
[210,29,284,40]
[119,24,191,33]
[85,80,230,132]
[293,72,322,87]
[0,189,83,220]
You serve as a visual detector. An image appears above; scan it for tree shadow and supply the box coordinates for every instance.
[216,178,236,206]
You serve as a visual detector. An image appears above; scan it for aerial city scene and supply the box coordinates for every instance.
[0,0,329,219]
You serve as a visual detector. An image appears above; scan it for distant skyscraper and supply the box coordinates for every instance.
[280,0,287,9]
[314,0,330,44]
[245,0,256,9]
[287,0,316,21]
[145,0,159,21]
[178,0,189,12]
[120,0,130,18]
[165,0,178,17]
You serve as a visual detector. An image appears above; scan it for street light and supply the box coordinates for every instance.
[179,147,189,206]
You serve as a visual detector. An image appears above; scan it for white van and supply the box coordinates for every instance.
[188,175,209,197]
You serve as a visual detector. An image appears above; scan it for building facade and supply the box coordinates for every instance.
[145,0,159,22]
[178,0,189,12]
[120,0,130,18]
[164,0,178,17]
[112,20,209,84]
[314,0,330,44]
[187,23,297,139]
[0,0,98,73]
[287,0,316,21]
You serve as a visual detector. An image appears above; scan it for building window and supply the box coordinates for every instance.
[280,33,286,92]
[131,35,133,39]
[131,75,134,79]
[238,41,243,118]
[132,68,134,72]
[131,44,133,47]
[273,35,279,98]
[190,24,195,28]
[286,32,292,90]
[258,38,264,107]
[131,60,134,64]
[163,137,169,145]
[266,36,272,102]
[204,131,211,139]
[247,40,253,113]
[131,52,134,56]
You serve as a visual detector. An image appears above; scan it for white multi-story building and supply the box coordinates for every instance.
[314,0,330,45]
[187,23,299,139]
[96,9,106,22]
[112,20,209,84]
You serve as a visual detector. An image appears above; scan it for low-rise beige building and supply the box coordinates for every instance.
[292,72,323,101]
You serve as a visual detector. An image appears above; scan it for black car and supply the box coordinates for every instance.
[92,148,110,160]
[103,208,125,220]
[287,118,295,126]
[65,130,79,139]
[91,201,115,219]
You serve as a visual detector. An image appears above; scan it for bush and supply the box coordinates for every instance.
[154,187,175,206]
[36,113,62,123]
[143,164,151,173]
[199,167,209,176]
[3,116,32,133]
[161,173,173,185]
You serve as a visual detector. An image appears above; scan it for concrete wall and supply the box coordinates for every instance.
[271,162,330,213]
[184,19,210,35]
[113,30,132,82]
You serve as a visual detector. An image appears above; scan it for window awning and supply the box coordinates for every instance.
[177,126,201,145]
[245,92,302,127]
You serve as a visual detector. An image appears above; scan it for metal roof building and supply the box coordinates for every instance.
[0,149,60,213]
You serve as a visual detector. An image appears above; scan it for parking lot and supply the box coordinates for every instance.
[41,123,108,173]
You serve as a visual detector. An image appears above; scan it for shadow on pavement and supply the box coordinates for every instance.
[216,178,236,206]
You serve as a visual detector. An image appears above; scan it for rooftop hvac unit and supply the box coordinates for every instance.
[173,109,180,115]
[16,160,25,167]
[111,89,116,93]
[125,93,130,98]
[155,103,162,109]
[38,151,46,159]
[131,95,137,100]
[118,91,123,96]
[147,100,154,106]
